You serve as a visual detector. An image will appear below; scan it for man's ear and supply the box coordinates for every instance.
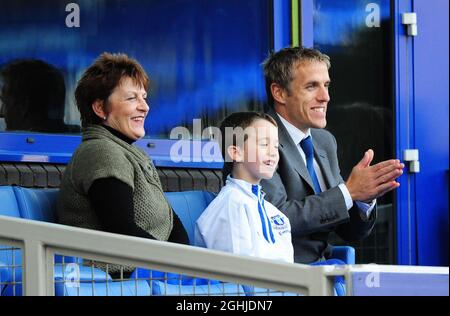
[92,100,106,120]
[226,145,243,163]
[270,83,287,105]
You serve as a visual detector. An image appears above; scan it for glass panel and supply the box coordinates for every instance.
[0,0,270,137]
[312,0,395,264]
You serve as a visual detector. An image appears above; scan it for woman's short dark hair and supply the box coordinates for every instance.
[75,52,149,127]
[219,111,277,184]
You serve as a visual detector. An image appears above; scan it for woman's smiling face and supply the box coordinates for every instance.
[103,76,149,140]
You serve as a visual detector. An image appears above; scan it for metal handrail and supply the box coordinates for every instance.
[0,215,339,296]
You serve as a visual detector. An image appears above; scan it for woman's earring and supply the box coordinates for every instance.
[103,116,107,120]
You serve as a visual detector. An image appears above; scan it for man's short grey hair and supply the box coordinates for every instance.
[263,46,331,108]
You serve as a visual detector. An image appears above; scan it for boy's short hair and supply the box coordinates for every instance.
[219,111,277,183]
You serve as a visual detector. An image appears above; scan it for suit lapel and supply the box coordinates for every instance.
[268,109,316,190]
[312,132,334,189]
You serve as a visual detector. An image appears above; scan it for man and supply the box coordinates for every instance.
[0,59,80,133]
[260,47,404,264]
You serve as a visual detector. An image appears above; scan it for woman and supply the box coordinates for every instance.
[57,53,188,277]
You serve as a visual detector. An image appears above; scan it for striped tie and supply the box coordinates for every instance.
[252,185,275,243]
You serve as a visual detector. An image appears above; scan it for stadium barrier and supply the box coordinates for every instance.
[0,214,341,296]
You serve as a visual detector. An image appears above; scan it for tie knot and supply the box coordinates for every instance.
[300,136,314,158]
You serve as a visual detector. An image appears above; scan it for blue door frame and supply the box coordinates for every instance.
[394,0,449,266]
[394,0,418,266]
[412,0,449,267]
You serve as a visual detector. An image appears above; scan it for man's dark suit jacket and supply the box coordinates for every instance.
[260,109,377,263]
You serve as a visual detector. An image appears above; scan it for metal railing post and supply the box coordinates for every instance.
[305,267,336,296]
[23,240,47,296]
[46,248,55,296]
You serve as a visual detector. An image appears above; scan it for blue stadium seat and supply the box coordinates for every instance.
[0,186,112,296]
[131,267,220,286]
[0,186,21,217]
[11,186,80,264]
[151,280,245,296]
[13,186,59,222]
[54,279,151,296]
[242,285,300,296]
[165,191,216,244]
[0,186,23,295]
[130,246,245,295]
[331,246,356,265]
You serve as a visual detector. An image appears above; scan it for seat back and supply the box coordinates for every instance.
[0,186,23,295]
[165,191,216,245]
[13,186,59,222]
[0,186,80,296]
[0,186,21,218]
[5,186,216,244]
[54,280,151,296]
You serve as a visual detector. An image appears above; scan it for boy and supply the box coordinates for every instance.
[195,112,294,263]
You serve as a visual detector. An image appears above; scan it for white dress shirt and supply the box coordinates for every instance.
[277,114,375,220]
[195,176,294,263]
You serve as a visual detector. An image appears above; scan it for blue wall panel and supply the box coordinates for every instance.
[412,0,449,266]
[0,132,223,169]
[300,0,314,48]
[273,0,291,51]
[395,0,449,266]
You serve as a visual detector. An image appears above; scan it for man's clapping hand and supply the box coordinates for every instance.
[346,149,404,202]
